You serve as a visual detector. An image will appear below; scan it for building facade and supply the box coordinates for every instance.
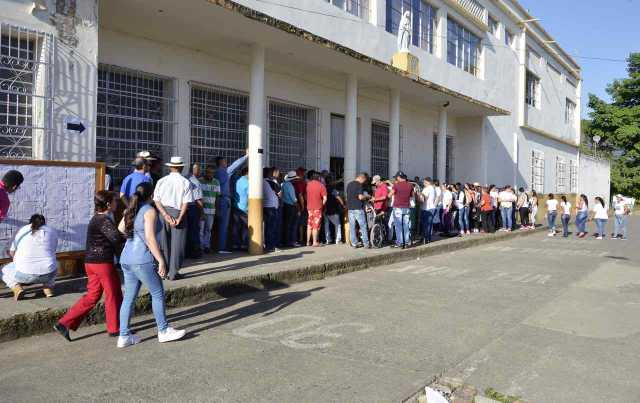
[1,0,583,193]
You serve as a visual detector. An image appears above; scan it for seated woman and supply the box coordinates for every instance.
[2,214,59,300]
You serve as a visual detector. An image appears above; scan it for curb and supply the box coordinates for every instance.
[0,228,543,342]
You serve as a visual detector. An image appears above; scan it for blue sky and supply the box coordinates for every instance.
[519,0,639,118]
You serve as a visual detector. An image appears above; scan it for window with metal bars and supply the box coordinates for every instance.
[0,24,54,159]
[268,101,312,173]
[556,157,568,193]
[371,121,389,177]
[96,65,176,185]
[565,98,576,126]
[531,150,545,192]
[432,134,455,183]
[526,70,540,108]
[386,0,437,54]
[569,159,577,193]
[190,85,248,169]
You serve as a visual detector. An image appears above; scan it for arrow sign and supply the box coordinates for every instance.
[67,122,85,133]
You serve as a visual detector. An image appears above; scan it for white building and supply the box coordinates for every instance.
[1,0,584,194]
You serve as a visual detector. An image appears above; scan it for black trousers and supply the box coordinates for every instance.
[519,207,530,227]
[481,210,494,233]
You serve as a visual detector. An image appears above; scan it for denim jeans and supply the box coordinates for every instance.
[547,211,557,232]
[393,207,411,246]
[263,207,278,251]
[348,210,369,247]
[575,211,588,233]
[216,197,231,251]
[458,206,470,232]
[119,263,168,337]
[1,263,56,288]
[500,207,512,230]
[324,214,342,243]
[421,209,436,242]
[614,215,628,238]
[232,208,248,250]
[561,214,570,237]
[199,214,215,249]
[595,218,607,236]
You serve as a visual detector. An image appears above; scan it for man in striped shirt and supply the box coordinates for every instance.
[199,166,221,253]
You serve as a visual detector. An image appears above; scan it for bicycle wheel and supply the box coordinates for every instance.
[370,223,385,248]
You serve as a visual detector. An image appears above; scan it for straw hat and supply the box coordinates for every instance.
[165,156,185,167]
[284,171,299,182]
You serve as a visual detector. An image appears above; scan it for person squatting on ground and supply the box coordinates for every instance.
[117,182,186,348]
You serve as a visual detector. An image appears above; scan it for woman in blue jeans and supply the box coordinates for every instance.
[575,194,589,238]
[591,196,609,240]
[117,182,186,348]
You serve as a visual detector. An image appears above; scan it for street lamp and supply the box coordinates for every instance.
[592,135,601,158]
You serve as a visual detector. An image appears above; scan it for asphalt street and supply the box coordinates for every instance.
[1,221,638,402]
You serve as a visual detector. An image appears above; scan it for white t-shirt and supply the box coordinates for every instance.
[10,224,58,275]
[593,203,608,220]
[456,190,466,209]
[498,191,515,208]
[546,199,558,212]
[614,199,628,216]
[490,191,499,208]
[561,201,571,215]
[443,190,453,209]
[153,172,195,210]
[421,185,436,210]
[435,187,443,207]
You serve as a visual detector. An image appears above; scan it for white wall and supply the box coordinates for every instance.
[579,155,611,208]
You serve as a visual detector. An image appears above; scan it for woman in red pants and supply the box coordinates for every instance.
[54,191,125,341]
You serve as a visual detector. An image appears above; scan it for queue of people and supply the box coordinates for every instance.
[0,155,634,348]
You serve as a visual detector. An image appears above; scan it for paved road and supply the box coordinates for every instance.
[1,223,638,402]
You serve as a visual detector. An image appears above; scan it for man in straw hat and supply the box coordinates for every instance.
[281,171,300,247]
[153,156,195,280]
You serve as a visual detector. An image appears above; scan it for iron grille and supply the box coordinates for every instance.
[96,64,176,185]
[0,23,54,159]
[190,84,248,169]
[433,134,455,183]
[569,160,577,193]
[371,120,389,177]
[531,150,545,192]
[268,100,311,172]
[556,156,568,193]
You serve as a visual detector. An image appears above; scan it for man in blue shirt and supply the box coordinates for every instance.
[214,152,248,253]
[231,167,250,251]
[281,171,299,247]
[120,157,152,202]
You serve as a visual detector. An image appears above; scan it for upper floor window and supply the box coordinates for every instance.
[385,0,437,54]
[488,16,499,37]
[505,29,515,49]
[446,18,481,76]
[525,70,540,108]
[326,0,371,21]
[565,98,576,126]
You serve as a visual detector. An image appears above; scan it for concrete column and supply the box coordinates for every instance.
[248,44,265,255]
[344,74,358,183]
[517,28,527,127]
[436,8,448,59]
[437,107,448,182]
[389,89,400,178]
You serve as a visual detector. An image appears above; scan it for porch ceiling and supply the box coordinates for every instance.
[100,0,510,118]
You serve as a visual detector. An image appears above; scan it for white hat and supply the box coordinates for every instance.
[165,156,185,167]
[137,150,157,161]
[371,175,382,184]
[284,171,298,181]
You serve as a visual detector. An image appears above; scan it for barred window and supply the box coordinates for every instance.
[0,24,54,159]
[565,98,576,126]
[447,18,481,76]
[190,85,248,169]
[569,159,577,193]
[556,157,568,193]
[96,65,176,184]
[371,121,389,177]
[385,0,437,54]
[531,150,545,192]
[432,134,455,183]
[526,70,540,108]
[268,101,314,173]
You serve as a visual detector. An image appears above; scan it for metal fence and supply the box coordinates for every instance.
[268,100,312,173]
[371,121,389,177]
[0,23,54,159]
[96,64,177,185]
[531,150,545,192]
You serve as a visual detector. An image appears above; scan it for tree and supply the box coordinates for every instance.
[587,53,640,198]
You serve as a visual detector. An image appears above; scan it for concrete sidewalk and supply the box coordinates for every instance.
[0,229,541,341]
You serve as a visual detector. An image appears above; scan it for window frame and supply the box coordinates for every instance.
[385,0,438,54]
[525,70,540,108]
[446,17,482,77]
[565,98,576,126]
[531,150,545,193]
[370,120,390,178]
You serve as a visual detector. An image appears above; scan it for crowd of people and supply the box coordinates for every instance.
[0,151,633,348]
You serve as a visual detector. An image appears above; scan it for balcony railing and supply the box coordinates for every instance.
[450,0,488,26]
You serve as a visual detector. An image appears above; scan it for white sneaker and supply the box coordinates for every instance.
[117,334,141,348]
[547,233,554,237]
[158,327,186,343]
[596,236,603,240]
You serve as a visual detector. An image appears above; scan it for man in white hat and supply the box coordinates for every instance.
[282,171,300,246]
[613,194,631,240]
[153,156,195,280]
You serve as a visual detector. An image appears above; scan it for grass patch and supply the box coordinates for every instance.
[484,387,521,403]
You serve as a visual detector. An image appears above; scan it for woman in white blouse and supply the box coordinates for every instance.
[559,196,572,238]
[590,197,609,240]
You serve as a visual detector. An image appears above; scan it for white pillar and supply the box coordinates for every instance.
[437,107,448,182]
[389,89,400,178]
[344,74,358,183]
[517,28,527,127]
[248,44,265,255]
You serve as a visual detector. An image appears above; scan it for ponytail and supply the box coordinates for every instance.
[123,182,154,238]
[29,214,46,234]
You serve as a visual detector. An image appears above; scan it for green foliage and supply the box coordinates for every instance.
[484,387,521,403]
[587,53,640,199]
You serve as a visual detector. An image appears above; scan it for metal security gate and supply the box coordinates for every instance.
[371,120,389,177]
[268,100,315,173]
[432,134,455,183]
[190,84,248,168]
[0,23,54,159]
[96,64,176,184]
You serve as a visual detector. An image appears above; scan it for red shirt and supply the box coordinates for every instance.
[373,183,389,212]
[305,180,327,211]
[293,179,306,204]
[0,181,10,223]
[480,193,493,212]
[392,181,413,208]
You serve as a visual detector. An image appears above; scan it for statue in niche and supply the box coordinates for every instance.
[397,10,411,53]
